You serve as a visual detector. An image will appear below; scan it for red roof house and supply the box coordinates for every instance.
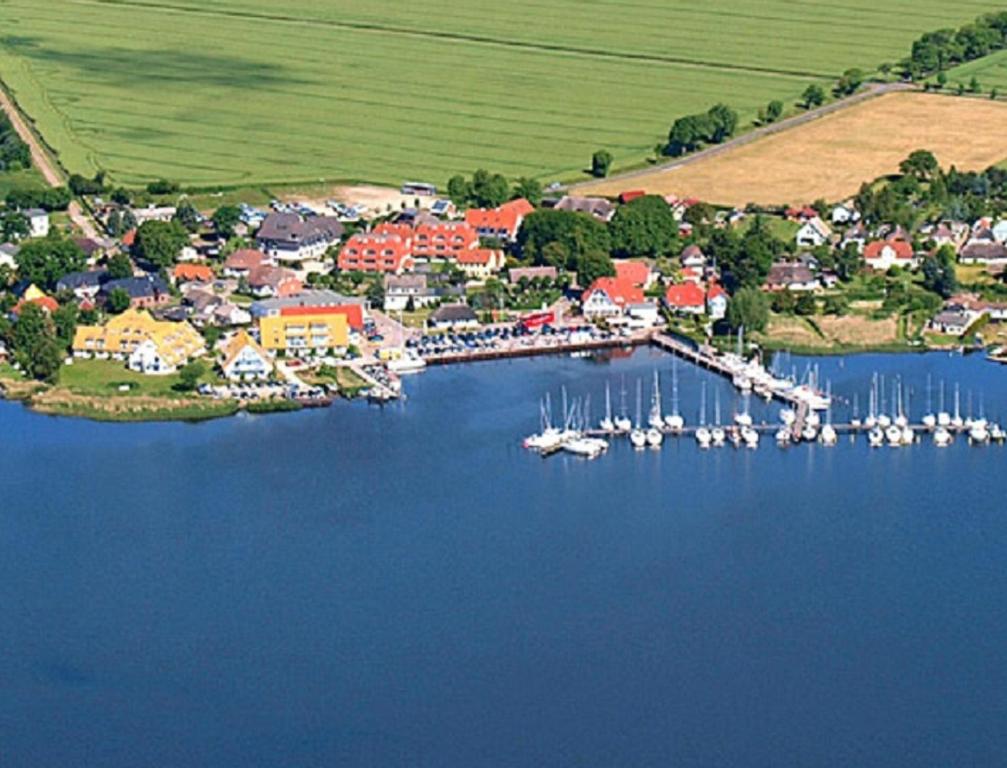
[863,239,915,271]
[614,260,652,288]
[464,198,534,242]
[582,277,644,318]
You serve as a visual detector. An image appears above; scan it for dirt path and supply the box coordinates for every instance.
[571,82,916,194]
[0,86,100,240]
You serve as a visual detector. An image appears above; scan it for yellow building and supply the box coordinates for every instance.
[72,308,206,374]
[258,308,349,355]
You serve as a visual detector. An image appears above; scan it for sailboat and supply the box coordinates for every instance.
[599,382,615,434]
[711,389,726,447]
[523,393,564,453]
[664,359,685,433]
[922,374,936,430]
[951,384,964,429]
[615,376,632,433]
[969,393,990,443]
[937,380,951,427]
[646,372,664,448]
[900,386,914,445]
[695,382,712,449]
[820,382,837,446]
[630,379,647,450]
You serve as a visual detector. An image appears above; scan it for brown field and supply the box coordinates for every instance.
[581,93,1007,206]
[759,312,899,348]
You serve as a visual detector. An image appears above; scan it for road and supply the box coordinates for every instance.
[569,82,916,193]
[0,86,100,240]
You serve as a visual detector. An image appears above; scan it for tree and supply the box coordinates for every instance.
[447,175,471,206]
[470,169,510,208]
[365,279,385,308]
[147,179,180,195]
[725,287,770,332]
[576,249,616,286]
[936,70,948,89]
[135,219,188,268]
[794,294,817,316]
[970,75,981,93]
[706,103,738,143]
[516,209,610,268]
[106,210,124,237]
[771,290,796,314]
[106,252,134,279]
[764,100,784,124]
[212,205,241,238]
[176,360,206,391]
[835,68,865,96]
[110,187,131,205]
[591,150,613,178]
[51,302,78,348]
[174,201,201,233]
[0,211,28,241]
[68,171,106,196]
[801,84,826,109]
[609,195,679,258]
[12,303,62,383]
[121,209,138,232]
[512,177,543,206]
[823,294,850,316]
[14,237,86,289]
[921,244,958,298]
[899,149,940,181]
[106,287,132,314]
[834,242,862,282]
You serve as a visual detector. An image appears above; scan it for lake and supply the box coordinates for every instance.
[1,349,1005,766]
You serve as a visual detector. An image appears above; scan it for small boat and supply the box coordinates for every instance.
[779,408,796,426]
[968,419,990,444]
[599,382,615,434]
[664,359,685,432]
[820,423,837,445]
[933,426,952,447]
[801,424,818,442]
[630,379,647,450]
[696,382,711,449]
[563,437,608,459]
[648,371,665,430]
[885,424,903,446]
[775,427,791,445]
[615,377,632,432]
[900,425,914,445]
[646,427,664,448]
[696,426,712,449]
[741,425,759,449]
[712,390,726,446]
[868,426,885,447]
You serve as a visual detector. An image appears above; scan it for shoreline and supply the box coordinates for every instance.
[0,335,992,424]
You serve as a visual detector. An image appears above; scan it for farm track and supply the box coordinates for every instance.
[76,0,836,79]
[571,82,916,194]
[0,84,99,239]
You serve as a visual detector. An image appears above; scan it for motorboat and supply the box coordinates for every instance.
[868,426,885,447]
[630,428,647,450]
[819,423,837,446]
[696,426,712,449]
[775,427,791,445]
[646,427,664,448]
[741,426,760,449]
[933,426,953,447]
[969,419,990,444]
[563,437,608,459]
[885,424,903,446]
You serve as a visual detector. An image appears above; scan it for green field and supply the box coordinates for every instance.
[0,0,1002,188]
[941,48,1007,93]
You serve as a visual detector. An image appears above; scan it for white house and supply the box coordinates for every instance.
[128,339,174,375]
[626,302,660,327]
[220,331,273,381]
[795,217,831,248]
[831,204,860,225]
[24,209,50,238]
[863,240,916,271]
[992,220,1007,244]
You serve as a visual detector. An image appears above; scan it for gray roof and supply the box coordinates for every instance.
[0,242,19,257]
[57,270,108,291]
[100,274,170,299]
[250,289,363,317]
[256,212,343,248]
[961,242,1007,261]
[430,303,477,323]
[553,196,615,221]
[766,262,816,286]
[385,274,428,291]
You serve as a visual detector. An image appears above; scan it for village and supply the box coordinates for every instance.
[1,150,1007,420]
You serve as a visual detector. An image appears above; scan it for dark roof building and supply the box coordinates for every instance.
[255,213,344,263]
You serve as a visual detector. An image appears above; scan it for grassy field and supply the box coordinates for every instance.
[0,1,1002,188]
[582,92,1007,205]
[940,49,1007,94]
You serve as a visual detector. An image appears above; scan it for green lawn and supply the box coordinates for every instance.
[0,0,1002,187]
[939,49,1007,96]
[59,359,189,396]
[0,167,47,199]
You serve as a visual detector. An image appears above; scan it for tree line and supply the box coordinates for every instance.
[901,12,1007,79]
[0,114,31,172]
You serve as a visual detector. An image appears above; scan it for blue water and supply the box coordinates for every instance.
[2,349,1006,767]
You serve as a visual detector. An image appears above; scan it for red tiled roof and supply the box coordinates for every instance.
[121,229,136,247]
[14,296,59,314]
[457,248,499,266]
[664,281,705,308]
[706,282,727,301]
[280,303,363,329]
[464,198,534,237]
[618,190,645,204]
[173,263,214,282]
[864,240,913,260]
[614,260,650,287]
[584,277,644,307]
[225,248,268,271]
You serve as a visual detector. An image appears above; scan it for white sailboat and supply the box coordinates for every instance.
[951,384,964,429]
[936,380,951,427]
[615,376,632,433]
[646,372,664,448]
[664,359,685,432]
[599,381,615,434]
[630,379,647,450]
[696,381,712,449]
[820,382,837,446]
[711,389,726,447]
[922,374,936,430]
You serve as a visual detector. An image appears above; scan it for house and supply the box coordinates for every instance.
[172,263,214,285]
[841,222,869,252]
[581,277,644,319]
[258,306,350,355]
[764,263,820,292]
[464,198,534,242]
[57,270,108,300]
[183,289,252,327]
[13,283,58,315]
[706,283,728,320]
[255,212,344,263]
[795,217,831,247]
[664,281,706,315]
[680,244,706,269]
[219,330,273,381]
[251,290,366,332]
[959,242,1007,265]
[72,308,205,374]
[130,205,176,225]
[428,303,479,330]
[618,190,645,205]
[552,196,616,222]
[384,274,439,312]
[0,242,18,270]
[930,307,980,336]
[337,233,414,274]
[73,237,105,260]
[992,220,1007,244]
[785,206,819,222]
[456,248,505,280]
[922,222,966,250]
[626,302,660,327]
[614,260,653,289]
[508,266,557,285]
[247,265,302,298]
[831,203,860,225]
[863,240,916,271]
[223,248,273,278]
[100,274,172,309]
[24,208,50,238]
